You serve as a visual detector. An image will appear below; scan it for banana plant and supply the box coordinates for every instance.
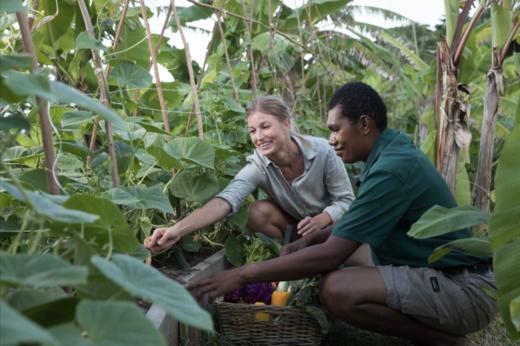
[408,121,520,339]
[473,1,519,212]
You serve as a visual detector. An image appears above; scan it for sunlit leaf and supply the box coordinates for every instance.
[428,237,492,263]
[164,137,215,169]
[408,205,490,239]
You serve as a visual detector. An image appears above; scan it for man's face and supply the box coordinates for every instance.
[326,106,370,163]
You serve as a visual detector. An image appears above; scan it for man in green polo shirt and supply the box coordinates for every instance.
[189,82,497,345]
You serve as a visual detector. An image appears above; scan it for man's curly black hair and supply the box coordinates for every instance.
[328,82,387,132]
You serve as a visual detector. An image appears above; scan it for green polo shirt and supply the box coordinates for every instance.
[332,128,487,268]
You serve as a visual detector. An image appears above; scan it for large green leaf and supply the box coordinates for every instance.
[0,253,88,288]
[6,287,67,311]
[0,300,55,346]
[63,195,139,254]
[110,62,152,89]
[75,31,106,51]
[0,54,32,71]
[0,181,99,223]
[91,255,214,332]
[49,81,126,130]
[490,123,520,339]
[164,137,215,169]
[169,170,219,204]
[0,112,30,132]
[225,233,244,267]
[408,205,490,239]
[61,111,94,127]
[2,70,51,96]
[0,0,26,13]
[104,185,173,213]
[51,300,166,346]
[428,237,492,264]
[1,71,126,130]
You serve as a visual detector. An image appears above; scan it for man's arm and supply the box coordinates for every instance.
[189,235,360,301]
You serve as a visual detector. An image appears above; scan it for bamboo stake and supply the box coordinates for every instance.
[86,0,130,168]
[16,11,60,195]
[171,0,204,139]
[216,11,240,102]
[241,0,257,95]
[77,0,120,187]
[140,0,171,139]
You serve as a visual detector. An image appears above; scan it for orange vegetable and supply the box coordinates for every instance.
[271,290,290,306]
[254,302,271,321]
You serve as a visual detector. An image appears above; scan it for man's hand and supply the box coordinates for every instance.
[187,268,244,302]
[280,236,310,256]
[297,213,332,237]
[144,226,182,253]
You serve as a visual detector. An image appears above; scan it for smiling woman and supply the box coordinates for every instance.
[144,95,355,252]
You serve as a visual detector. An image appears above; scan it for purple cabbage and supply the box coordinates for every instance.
[223,282,274,304]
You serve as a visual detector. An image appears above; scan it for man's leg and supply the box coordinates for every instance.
[319,267,468,346]
[247,200,294,239]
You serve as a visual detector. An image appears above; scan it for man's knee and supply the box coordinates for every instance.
[319,271,355,314]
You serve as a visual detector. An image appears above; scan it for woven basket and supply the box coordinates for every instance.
[214,301,322,345]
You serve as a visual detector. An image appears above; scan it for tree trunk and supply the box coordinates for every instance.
[436,38,472,193]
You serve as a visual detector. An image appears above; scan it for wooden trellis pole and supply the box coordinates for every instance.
[16,10,60,195]
[140,0,171,140]
[240,0,258,96]
[77,0,120,187]
[86,0,130,168]
[171,0,204,139]
[216,11,240,103]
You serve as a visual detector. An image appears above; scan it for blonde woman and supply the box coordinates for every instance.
[145,96,354,252]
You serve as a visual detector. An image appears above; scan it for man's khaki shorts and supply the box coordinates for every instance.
[377,265,498,335]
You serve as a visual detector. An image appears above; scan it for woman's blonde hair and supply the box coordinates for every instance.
[245,96,291,122]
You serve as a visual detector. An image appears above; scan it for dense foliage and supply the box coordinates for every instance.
[0,0,519,344]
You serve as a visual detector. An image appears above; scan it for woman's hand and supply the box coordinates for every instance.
[296,213,332,237]
[187,268,244,302]
[144,225,182,253]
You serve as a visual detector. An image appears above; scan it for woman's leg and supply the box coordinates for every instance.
[247,200,295,240]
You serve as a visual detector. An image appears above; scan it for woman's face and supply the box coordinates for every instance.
[247,111,290,157]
